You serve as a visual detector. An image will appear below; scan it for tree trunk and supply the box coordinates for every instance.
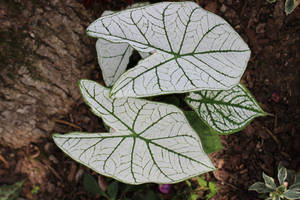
[0,0,96,148]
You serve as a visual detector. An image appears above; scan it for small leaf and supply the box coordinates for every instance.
[83,173,107,197]
[283,189,300,199]
[184,111,223,154]
[186,180,192,187]
[278,165,287,185]
[197,176,208,188]
[88,2,251,98]
[290,183,300,190]
[295,172,300,184]
[108,182,118,200]
[263,173,277,190]
[185,83,266,134]
[285,0,296,15]
[206,181,217,199]
[287,170,295,185]
[0,181,24,200]
[189,194,198,200]
[53,80,215,184]
[249,182,274,193]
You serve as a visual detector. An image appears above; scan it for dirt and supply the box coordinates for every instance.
[0,0,299,199]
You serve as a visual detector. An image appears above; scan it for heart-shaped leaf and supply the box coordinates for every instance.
[87,2,251,98]
[185,83,266,134]
[53,80,214,184]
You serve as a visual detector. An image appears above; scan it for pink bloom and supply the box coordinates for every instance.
[271,92,280,103]
[158,184,172,194]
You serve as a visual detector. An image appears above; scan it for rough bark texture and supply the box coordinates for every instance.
[0,0,96,148]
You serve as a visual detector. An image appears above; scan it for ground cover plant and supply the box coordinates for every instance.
[53,1,265,185]
[249,164,300,199]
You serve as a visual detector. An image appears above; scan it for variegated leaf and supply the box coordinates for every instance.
[87,2,250,97]
[96,38,133,86]
[53,80,214,184]
[96,8,150,87]
[185,83,266,134]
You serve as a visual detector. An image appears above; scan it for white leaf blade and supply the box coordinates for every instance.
[96,7,151,87]
[54,79,215,184]
[88,2,250,97]
[96,39,133,86]
[87,2,250,97]
[185,83,266,134]
[111,52,247,97]
[138,51,151,59]
[96,10,133,87]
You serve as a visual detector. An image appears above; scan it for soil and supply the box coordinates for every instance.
[0,0,299,200]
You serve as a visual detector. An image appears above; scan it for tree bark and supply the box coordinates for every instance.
[0,0,96,148]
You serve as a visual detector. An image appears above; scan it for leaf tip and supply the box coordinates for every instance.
[52,133,62,139]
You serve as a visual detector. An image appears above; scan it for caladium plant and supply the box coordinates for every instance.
[53,2,266,185]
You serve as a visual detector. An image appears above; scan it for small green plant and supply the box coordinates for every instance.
[186,176,217,200]
[0,181,24,200]
[53,2,265,185]
[31,186,40,195]
[267,0,300,15]
[249,165,300,200]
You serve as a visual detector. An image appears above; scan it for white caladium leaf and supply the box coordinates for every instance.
[96,8,150,87]
[96,39,133,86]
[185,84,266,134]
[87,2,251,98]
[53,80,214,184]
[96,10,131,87]
[96,37,150,87]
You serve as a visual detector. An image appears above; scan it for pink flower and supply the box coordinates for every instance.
[158,184,172,194]
[271,92,280,103]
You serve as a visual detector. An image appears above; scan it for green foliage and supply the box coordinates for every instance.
[184,111,223,154]
[83,172,109,198]
[285,0,297,15]
[184,176,217,200]
[266,0,298,15]
[249,165,300,200]
[197,176,217,199]
[0,181,24,200]
[31,186,40,195]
